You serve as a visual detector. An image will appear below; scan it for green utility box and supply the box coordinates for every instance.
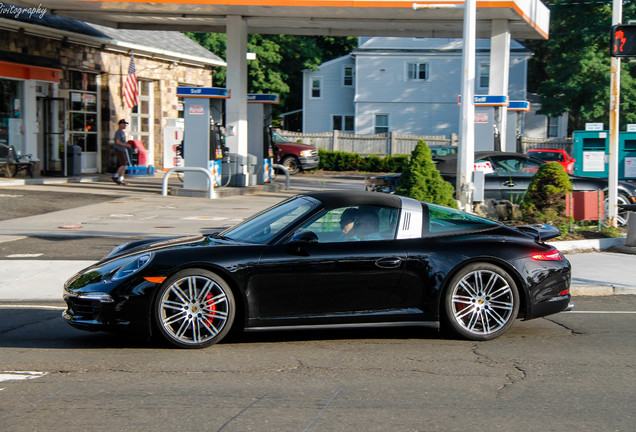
[572,130,636,179]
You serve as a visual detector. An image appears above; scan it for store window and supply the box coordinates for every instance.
[0,79,25,155]
[68,71,98,155]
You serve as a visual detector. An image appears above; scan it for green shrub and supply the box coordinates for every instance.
[318,149,408,172]
[395,141,457,208]
[520,162,573,224]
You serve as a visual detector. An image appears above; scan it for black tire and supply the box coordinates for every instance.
[604,193,631,227]
[443,262,519,341]
[154,268,235,349]
[281,156,300,175]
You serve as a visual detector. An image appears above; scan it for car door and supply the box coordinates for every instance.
[484,155,541,202]
[254,205,415,324]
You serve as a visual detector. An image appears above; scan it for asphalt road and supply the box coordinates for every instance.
[0,296,634,432]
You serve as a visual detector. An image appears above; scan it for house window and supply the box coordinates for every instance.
[406,63,428,81]
[374,114,389,134]
[547,116,559,138]
[333,115,354,132]
[479,63,490,89]
[343,66,354,86]
[311,78,322,98]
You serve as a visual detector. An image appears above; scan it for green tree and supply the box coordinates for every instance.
[185,33,357,116]
[526,1,636,132]
[520,162,573,223]
[395,141,457,208]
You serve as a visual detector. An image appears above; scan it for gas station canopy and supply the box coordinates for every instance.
[12,0,550,39]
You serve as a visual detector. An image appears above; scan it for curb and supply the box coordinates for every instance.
[549,237,626,253]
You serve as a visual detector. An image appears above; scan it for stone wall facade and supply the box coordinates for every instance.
[1,29,215,173]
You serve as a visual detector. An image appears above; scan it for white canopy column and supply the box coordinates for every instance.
[226,15,250,184]
[489,19,511,152]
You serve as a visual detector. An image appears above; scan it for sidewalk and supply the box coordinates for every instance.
[0,174,635,302]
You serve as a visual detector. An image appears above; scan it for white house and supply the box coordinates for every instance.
[302,37,566,152]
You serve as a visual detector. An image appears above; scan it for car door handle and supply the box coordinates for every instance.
[503,180,516,187]
[375,257,402,268]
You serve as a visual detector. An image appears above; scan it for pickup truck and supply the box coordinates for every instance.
[271,130,320,175]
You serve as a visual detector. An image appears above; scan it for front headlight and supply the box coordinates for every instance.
[112,252,154,281]
[300,150,313,157]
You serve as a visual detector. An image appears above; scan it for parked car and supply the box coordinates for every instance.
[271,130,319,175]
[365,151,636,225]
[526,148,575,174]
[63,191,572,348]
[429,145,457,157]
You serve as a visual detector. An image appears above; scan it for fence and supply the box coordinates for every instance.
[279,130,455,156]
[279,130,572,156]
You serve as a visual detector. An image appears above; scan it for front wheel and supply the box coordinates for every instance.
[154,269,235,349]
[281,156,300,175]
[604,193,631,227]
[443,263,519,341]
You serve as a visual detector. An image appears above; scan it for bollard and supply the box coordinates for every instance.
[627,212,636,247]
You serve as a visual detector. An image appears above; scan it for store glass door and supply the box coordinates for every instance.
[43,97,66,175]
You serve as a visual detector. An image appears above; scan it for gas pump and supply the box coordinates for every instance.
[209,122,228,186]
[247,94,278,184]
[176,87,230,190]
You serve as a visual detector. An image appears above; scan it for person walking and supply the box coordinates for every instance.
[113,119,131,185]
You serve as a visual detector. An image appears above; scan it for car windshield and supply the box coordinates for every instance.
[530,151,564,162]
[219,197,317,244]
[272,130,290,143]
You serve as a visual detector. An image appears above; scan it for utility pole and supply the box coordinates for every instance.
[607,0,622,227]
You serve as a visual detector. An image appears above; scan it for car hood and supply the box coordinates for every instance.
[103,235,247,262]
[274,142,316,151]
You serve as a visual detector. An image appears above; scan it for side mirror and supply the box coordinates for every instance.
[288,230,319,244]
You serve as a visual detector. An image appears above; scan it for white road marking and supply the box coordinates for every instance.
[566,311,636,314]
[5,253,43,258]
[0,371,47,383]
[181,216,228,221]
[0,305,66,311]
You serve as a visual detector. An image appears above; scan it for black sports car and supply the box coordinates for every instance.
[63,191,573,348]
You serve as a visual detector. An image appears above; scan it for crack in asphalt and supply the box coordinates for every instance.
[544,317,583,335]
[472,343,528,399]
[0,313,60,335]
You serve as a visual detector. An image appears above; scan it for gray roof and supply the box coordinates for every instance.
[1,3,223,65]
[89,24,224,64]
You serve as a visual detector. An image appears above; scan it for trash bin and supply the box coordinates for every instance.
[247,154,258,185]
[222,153,247,187]
[67,145,82,176]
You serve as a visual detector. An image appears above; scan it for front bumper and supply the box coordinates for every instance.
[299,156,320,170]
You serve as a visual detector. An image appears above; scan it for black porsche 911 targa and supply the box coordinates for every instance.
[63,191,573,348]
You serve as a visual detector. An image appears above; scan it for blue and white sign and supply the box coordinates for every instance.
[247,94,280,104]
[458,95,509,106]
[177,87,230,99]
[508,101,530,111]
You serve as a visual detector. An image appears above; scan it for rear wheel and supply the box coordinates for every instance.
[154,269,235,349]
[281,156,300,175]
[604,193,631,227]
[444,263,519,341]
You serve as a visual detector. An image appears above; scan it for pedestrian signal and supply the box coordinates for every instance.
[611,25,636,57]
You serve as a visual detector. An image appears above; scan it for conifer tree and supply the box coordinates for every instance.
[395,141,457,208]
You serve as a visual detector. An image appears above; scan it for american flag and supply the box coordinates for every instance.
[123,54,139,108]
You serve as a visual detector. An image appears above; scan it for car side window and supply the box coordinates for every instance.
[296,205,399,243]
[487,157,541,176]
[427,203,499,234]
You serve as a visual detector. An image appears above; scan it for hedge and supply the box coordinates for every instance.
[318,149,408,173]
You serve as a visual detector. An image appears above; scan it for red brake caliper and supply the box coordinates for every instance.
[205,293,217,325]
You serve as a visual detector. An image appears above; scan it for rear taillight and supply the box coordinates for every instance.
[531,250,563,261]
